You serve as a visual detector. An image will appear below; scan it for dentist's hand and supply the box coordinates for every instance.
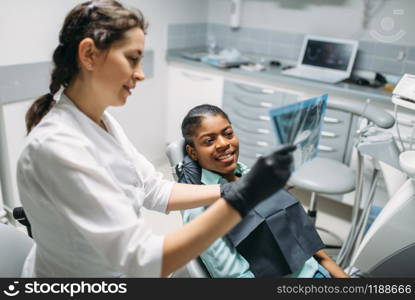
[220,145,296,217]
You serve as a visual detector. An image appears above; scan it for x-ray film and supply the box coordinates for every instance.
[269,94,328,169]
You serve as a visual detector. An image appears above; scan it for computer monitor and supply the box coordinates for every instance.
[298,35,359,75]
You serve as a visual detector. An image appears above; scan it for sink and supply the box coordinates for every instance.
[180,51,209,61]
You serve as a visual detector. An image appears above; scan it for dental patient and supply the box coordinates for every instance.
[179,104,348,278]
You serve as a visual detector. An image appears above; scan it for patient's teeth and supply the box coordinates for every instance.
[218,153,232,160]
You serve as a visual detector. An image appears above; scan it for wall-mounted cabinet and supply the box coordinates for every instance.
[166,66,224,143]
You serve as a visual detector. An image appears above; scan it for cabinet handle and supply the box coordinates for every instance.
[234,96,274,108]
[239,137,269,147]
[234,123,270,135]
[181,71,213,81]
[256,141,269,147]
[324,117,341,124]
[257,128,270,134]
[234,109,270,122]
[321,131,338,138]
[234,83,275,95]
[260,102,273,108]
[318,145,336,152]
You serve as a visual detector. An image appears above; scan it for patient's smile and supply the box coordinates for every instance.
[216,152,234,162]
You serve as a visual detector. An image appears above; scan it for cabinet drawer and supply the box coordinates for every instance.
[226,111,275,137]
[319,134,346,149]
[228,104,272,123]
[236,130,277,148]
[224,80,302,104]
[318,149,344,161]
[224,91,285,109]
[239,141,271,158]
[317,142,345,161]
[322,109,352,138]
[320,108,352,161]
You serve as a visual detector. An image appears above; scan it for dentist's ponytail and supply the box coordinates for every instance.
[25,59,63,134]
[25,0,147,134]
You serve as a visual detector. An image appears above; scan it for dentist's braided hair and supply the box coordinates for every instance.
[25,0,147,134]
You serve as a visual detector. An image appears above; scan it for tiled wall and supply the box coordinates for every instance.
[167,23,207,50]
[168,23,415,76]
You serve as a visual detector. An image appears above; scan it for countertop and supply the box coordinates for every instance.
[166,49,394,104]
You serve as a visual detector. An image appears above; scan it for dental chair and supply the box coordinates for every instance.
[0,223,33,277]
[13,207,32,238]
[290,98,395,256]
[166,139,211,278]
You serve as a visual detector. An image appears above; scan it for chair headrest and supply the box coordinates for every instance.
[165,139,185,168]
[177,155,202,185]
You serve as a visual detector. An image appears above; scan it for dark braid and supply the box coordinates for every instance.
[25,0,148,134]
[181,104,231,152]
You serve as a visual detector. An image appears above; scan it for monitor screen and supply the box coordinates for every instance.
[301,39,355,71]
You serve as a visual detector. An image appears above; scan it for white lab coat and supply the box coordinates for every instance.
[17,94,174,277]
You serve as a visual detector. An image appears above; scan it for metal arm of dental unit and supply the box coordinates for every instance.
[341,74,415,277]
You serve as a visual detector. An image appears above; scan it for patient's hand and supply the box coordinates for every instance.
[314,250,350,278]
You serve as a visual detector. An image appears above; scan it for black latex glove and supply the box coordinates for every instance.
[220,145,296,217]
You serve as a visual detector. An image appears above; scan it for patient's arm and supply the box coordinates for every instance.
[314,250,350,278]
[166,183,221,212]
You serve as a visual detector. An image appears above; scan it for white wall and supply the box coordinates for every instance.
[207,0,415,46]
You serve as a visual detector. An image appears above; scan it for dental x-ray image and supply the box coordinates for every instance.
[269,94,328,169]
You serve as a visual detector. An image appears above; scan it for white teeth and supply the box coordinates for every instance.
[218,153,232,160]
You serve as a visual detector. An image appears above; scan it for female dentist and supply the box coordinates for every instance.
[17,0,295,277]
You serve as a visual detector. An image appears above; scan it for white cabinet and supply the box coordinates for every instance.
[166,66,224,143]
